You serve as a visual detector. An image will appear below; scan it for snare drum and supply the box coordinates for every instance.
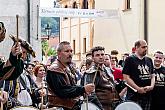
[115,101,142,110]
[81,102,100,110]
[11,106,38,110]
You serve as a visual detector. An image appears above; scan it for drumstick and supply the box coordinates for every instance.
[40,81,44,110]
[86,95,89,110]
[84,75,89,110]
[124,81,137,92]
[1,80,5,110]
[0,93,3,110]
[16,15,19,59]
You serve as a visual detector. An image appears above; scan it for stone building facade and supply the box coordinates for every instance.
[0,0,42,61]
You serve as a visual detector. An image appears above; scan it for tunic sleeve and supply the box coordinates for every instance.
[0,53,23,80]
[46,70,85,99]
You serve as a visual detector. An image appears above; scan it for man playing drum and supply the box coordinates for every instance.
[46,41,95,110]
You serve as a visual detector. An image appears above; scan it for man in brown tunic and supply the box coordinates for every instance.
[82,46,120,110]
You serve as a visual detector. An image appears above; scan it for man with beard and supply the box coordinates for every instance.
[151,51,165,110]
[46,41,95,110]
[122,40,155,110]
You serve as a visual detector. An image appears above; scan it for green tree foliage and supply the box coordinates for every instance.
[47,47,56,56]
[41,40,56,58]
[41,40,48,55]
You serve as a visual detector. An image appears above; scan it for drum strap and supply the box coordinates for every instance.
[48,88,79,109]
[19,75,31,93]
[14,79,20,98]
[48,94,78,109]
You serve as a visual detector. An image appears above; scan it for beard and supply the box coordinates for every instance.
[66,56,72,64]
[67,60,72,64]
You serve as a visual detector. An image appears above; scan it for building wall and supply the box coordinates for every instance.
[60,0,165,64]
[0,0,42,61]
[148,0,165,54]
[61,17,92,63]
[94,0,144,55]
[0,0,28,59]
[60,0,95,65]
[60,0,144,62]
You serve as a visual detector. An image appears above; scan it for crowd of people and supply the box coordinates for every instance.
[1,22,165,110]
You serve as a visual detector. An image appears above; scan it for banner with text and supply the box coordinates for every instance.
[39,7,119,19]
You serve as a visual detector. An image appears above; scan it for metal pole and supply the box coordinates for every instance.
[144,0,148,43]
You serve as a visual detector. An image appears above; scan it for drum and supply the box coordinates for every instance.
[115,101,142,110]
[11,106,38,110]
[81,102,100,110]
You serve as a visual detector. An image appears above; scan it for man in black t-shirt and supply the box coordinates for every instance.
[122,40,155,110]
[151,51,165,110]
